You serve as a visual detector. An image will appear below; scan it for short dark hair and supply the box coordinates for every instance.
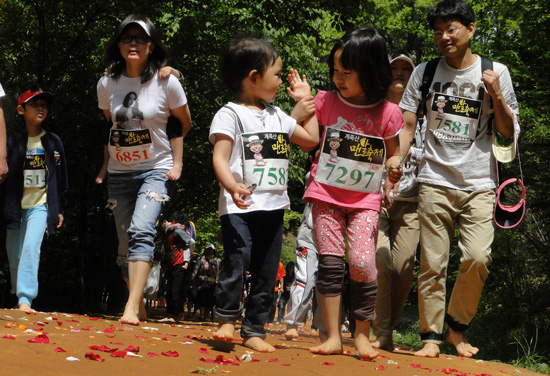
[104,15,168,83]
[427,0,475,30]
[329,27,393,104]
[170,211,191,228]
[220,37,280,94]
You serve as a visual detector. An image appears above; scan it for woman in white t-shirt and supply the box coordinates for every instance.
[96,15,191,325]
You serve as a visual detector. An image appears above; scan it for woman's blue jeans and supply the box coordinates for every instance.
[214,210,284,339]
[108,169,169,281]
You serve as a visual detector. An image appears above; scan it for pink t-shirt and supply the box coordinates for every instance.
[303,91,403,212]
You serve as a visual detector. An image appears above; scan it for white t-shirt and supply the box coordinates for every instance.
[400,55,519,191]
[209,103,297,216]
[0,83,5,98]
[97,74,187,173]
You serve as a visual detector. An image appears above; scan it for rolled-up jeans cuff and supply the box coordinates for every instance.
[128,252,154,262]
[241,321,267,339]
[213,306,243,324]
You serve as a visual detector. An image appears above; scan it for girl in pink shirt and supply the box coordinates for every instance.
[304,27,403,359]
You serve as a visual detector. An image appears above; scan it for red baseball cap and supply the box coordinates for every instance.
[17,89,54,106]
[494,178,526,229]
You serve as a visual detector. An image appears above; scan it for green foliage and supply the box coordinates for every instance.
[1,0,550,367]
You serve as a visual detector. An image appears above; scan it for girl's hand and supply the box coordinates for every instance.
[287,69,311,101]
[291,95,315,123]
[230,183,252,210]
[57,214,64,229]
[95,164,107,184]
[385,162,403,185]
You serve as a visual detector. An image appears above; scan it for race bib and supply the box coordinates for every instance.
[23,152,46,188]
[315,127,385,193]
[108,128,155,166]
[429,93,482,143]
[241,132,290,191]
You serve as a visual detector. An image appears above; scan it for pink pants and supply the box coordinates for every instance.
[312,199,379,283]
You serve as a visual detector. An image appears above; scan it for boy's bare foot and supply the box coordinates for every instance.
[284,328,299,340]
[309,337,343,355]
[445,328,479,357]
[213,323,235,343]
[355,331,379,359]
[243,337,275,353]
[17,303,34,312]
[372,335,394,352]
[414,342,440,358]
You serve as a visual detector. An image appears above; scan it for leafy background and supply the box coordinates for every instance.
[0,0,548,368]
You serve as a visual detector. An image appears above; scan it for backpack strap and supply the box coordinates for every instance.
[479,56,495,135]
[416,57,441,122]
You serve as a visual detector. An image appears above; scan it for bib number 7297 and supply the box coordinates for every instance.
[323,162,375,189]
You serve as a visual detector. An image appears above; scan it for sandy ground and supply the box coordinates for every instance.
[0,308,546,376]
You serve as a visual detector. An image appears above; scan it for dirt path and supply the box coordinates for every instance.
[0,308,545,376]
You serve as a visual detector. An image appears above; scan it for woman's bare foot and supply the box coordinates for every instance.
[372,335,394,352]
[243,337,275,353]
[120,306,141,326]
[17,303,34,312]
[445,328,479,357]
[414,342,440,358]
[284,327,299,340]
[309,337,343,355]
[318,330,328,343]
[213,323,235,343]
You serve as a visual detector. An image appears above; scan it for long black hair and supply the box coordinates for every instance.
[329,27,393,104]
[103,15,168,83]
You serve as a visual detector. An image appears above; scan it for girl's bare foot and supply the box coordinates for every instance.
[243,337,275,353]
[414,342,440,358]
[284,327,299,340]
[445,328,479,357]
[372,335,394,352]
[309,337,343,355]
[213,323,235,343]
[355,331,379,359]
[17,303,34,312]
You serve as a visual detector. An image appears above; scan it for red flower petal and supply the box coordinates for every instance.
[85,352,105,362]
[162,351,179,357]
[3,334,15,340]
[266,358,279,362]
[375,366,386,370]
[55,347,66,352]
[28,334,49,344]
[409,364,422,368]
[124,346,139,353]
[199,348,210,355]
[321,362,334,365]
[147,352,159,357]
[110,351,128,358]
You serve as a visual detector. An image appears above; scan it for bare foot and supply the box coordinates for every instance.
[372,335,394,352]
[138,300,147,321]
[414,342,440,358]
[309,337,343,355]
[120,307,141,326]
[445,328,479,357]
[318,330,328,343]
[355,331,379,359]
[285,328,299,340]
[213,323,235,343]
[243,337,275,353]
[158,316,176,323]
[17,303,34,312]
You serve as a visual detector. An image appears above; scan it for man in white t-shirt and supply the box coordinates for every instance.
[398,0,519,359]
[0,83,8,183]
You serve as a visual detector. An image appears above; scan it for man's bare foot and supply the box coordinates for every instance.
[285,327,299,340]
[372,335,394,352]
[213,323,235,343]
[243,337,275,353]
[17,303,34,312]
[318,330,328,343]
[414,342,440,358]
[445,328,479,357]
[309,337,343,355]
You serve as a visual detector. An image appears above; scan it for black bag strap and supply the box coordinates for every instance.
[416,57,441,121]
